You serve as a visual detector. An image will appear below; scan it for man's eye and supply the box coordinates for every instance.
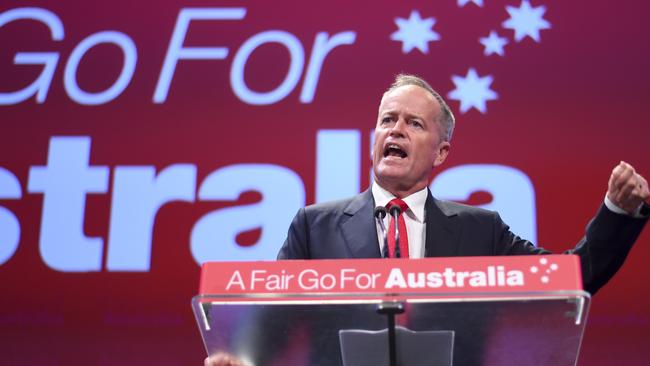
[411,120,423,128]
[382,117,393,124]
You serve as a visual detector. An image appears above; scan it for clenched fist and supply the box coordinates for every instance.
[607,161,649,215]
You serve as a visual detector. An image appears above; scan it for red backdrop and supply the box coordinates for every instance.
[1,1,648,365]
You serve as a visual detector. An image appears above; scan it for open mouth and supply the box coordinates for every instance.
[383,143,407,159]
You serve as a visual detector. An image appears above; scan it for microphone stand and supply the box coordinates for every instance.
[374,206,404,366]
[377,302,405,366]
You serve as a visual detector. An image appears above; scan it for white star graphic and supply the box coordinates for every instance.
[480,31,508,56]
[502,0,551,42]
[390,10,441,54]
[458,0,483,7]
[448,68,498,114]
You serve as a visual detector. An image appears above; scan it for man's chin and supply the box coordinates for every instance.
[374,165,409,183]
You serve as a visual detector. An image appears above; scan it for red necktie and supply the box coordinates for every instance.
[386,198,409,259]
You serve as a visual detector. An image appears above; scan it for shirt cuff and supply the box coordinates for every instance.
[604,195,644,217]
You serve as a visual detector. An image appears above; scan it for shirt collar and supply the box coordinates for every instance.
[371,181,427,223]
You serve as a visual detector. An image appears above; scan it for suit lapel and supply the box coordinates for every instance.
[340,189,382,258]
[424,192,462,257]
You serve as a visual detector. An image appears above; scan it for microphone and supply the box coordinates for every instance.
[374,206,389,258]
[388,205,402,258]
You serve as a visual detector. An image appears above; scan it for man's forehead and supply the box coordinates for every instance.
[378,85,439,116]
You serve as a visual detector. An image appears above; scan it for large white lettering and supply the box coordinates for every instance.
[3,132,538,273]
[316,130,360,202]
[230,30,357,105]
[27,137,109,272]
[190,164,305,263]
[230,30,304,105]
[106,165,196,271]
[0,168,22,265]
[300,31,356,103]
[153,7,246,103]
[1,7,355,105]
[64,31,137,105]
[0,7,63,104]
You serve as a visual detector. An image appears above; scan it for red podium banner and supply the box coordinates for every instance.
[198,255,583,300]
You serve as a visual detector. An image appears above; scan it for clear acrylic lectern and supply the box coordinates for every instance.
[193,256,590,366]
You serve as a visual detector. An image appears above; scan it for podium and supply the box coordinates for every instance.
[193,255,590,365]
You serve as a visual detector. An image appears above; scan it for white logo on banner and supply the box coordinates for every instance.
[529,257,559,284]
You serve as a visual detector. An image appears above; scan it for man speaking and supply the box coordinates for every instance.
[277,74,649,295]
[206,74,649,366]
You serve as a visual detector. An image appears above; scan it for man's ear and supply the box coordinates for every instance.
[433,141,451,167]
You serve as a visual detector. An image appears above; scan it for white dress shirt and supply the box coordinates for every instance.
[372,182,428,258]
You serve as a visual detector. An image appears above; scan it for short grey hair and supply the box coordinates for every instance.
[385,74,455,141]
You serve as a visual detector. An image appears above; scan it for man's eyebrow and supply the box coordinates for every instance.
[404,112,425,121]
[380,108,426,121]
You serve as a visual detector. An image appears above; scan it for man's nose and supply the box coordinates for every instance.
[389,118,407,136]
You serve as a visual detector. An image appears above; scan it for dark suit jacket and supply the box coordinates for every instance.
[278,188,649,294]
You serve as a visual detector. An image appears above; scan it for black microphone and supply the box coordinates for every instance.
[388,205,402,258]
[374,206,389,258]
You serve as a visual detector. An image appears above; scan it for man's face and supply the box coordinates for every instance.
[372,85,450,197]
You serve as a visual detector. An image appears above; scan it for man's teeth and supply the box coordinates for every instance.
[385,144,406,158]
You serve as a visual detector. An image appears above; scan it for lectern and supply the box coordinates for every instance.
[193,255,590,365]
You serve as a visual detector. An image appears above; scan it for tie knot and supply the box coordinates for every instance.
[387,198,409,213]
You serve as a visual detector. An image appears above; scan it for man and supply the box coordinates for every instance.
[278,74,649,294]
[206,74,649,366]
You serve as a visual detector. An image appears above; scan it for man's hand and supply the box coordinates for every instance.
[204,353,246,366]
[607,161,649,215]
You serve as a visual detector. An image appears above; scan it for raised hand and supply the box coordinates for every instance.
[607,161,649,215]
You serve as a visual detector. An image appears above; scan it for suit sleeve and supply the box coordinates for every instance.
[277,208,311,259]
[567,203,649,294]
[495,203,649,294]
